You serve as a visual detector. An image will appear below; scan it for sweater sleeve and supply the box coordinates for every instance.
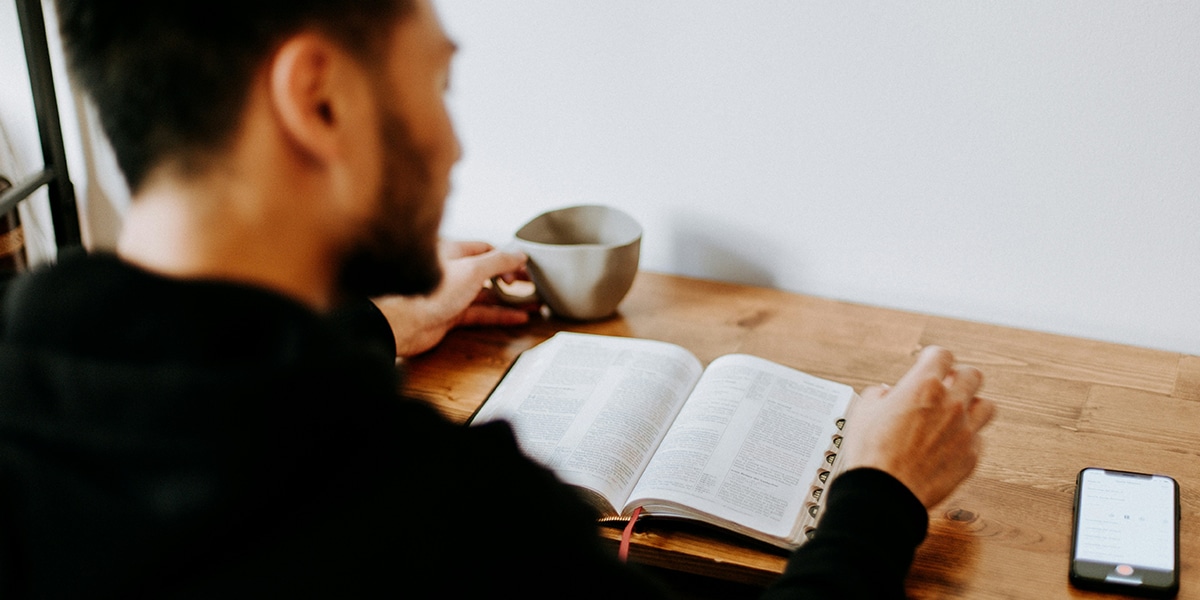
[326,297,397,360]
[760,468,929,600]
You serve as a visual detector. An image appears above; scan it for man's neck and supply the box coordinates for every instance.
[117,174,341,312]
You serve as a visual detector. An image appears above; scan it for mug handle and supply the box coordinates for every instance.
[490,276,540,306]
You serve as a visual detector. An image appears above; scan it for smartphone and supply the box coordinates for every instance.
[1070,467,1180,598]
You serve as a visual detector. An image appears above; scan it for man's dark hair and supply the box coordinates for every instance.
[55,0,413,192]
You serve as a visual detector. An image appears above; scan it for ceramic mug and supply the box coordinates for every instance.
[493,205,641,321]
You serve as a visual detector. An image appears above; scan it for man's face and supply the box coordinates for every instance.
[340,0,460,298]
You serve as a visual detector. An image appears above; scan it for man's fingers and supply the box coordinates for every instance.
[464,248,528,281]
[441,239,494,260]
[918,345,955,378]
[944,365,983,405]
[966,395,997,431]
[890,345,955,399]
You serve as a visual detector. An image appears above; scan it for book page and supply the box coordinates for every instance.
[472,332,703,513]
[625,354,854,542]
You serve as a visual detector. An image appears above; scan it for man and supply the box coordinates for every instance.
[0,1,994,598]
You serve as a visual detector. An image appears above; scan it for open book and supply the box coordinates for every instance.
[470,332,858,550]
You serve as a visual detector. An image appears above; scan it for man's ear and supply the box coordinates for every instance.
[268,33,368,163]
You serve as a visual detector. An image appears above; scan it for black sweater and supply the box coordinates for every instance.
[0,253,927,598]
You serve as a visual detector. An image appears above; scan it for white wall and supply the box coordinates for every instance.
[436,1,1200,355]
[2,1,1197,355]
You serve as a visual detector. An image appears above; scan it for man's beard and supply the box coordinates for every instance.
[338,112,445,298]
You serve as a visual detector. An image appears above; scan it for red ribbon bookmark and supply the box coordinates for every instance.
[618,506,643,563]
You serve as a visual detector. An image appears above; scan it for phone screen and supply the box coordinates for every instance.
[1071,468,1179,596]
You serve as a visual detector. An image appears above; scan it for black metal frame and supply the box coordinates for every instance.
[0,0,82,251]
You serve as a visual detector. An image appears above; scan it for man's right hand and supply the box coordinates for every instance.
[372,240,534,358]
[839,345,997,509]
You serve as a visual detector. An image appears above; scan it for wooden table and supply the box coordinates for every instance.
[401,271,1200,599]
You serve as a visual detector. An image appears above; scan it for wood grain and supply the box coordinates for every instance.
[401,271,1199,598]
